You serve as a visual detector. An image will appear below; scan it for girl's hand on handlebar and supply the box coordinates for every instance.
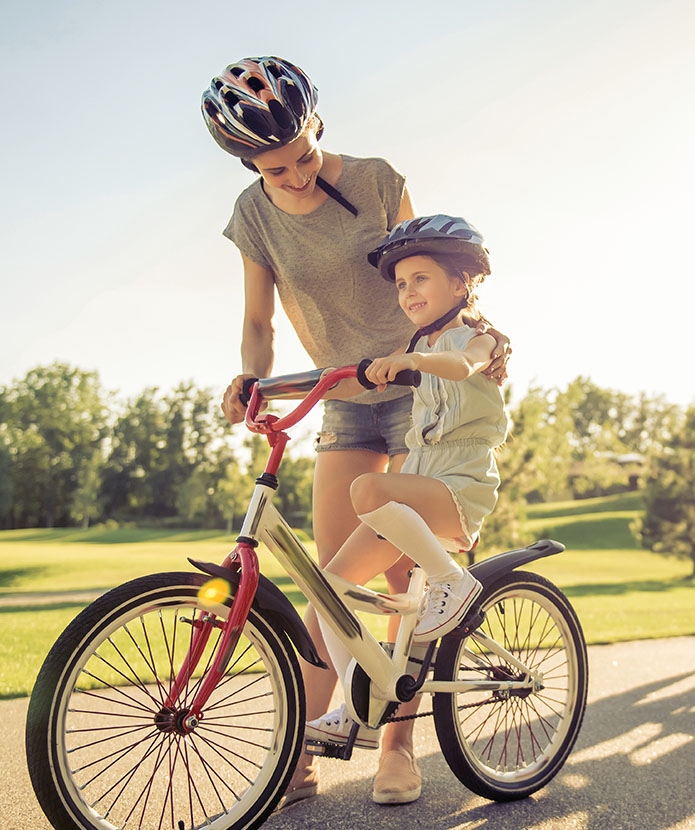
[221,374,266,424]
[365,353,420,392]
[475,322,511,386]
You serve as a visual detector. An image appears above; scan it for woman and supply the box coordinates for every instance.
[202,56,510,807]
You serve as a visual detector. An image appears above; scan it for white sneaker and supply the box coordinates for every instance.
[413,572,482,643]
[304,704,380,749]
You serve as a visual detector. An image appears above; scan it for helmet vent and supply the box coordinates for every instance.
[268,99,292,129]
[222,89,239,108]
[267,63,283,79]
[244,109,272,140]
[229,66,244,77]
[284,83,305,118]
[247,76,266,93]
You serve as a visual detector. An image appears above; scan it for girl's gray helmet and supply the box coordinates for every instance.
[202,56,320,157]
[368,215,491,282]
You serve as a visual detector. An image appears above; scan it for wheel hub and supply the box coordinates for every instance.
[154,706,200,735]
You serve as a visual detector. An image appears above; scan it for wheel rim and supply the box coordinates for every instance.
[450,583,580,785]
[51,585,293,830]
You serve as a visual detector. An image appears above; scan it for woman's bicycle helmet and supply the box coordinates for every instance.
[368,215,491,283]
[202,56,320,157]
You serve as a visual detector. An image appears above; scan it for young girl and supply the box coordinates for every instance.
[304,215,509,757]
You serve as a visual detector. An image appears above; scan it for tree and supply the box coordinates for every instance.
[276,454,314,529]
[635,406,695,579]
[211,458,255,534]
[100,384,219,520]
[71,450,104,528]
[0,443,12,526]
[509,385,573,503]
[100,388,169,518]
[0,363,107,527]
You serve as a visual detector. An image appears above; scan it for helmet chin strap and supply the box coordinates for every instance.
[405,300,467,354]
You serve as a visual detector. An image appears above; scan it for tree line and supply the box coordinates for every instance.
[0,363,312,534]
[1,362,693,575]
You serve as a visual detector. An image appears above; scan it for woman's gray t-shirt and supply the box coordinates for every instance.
[224,155,416,401]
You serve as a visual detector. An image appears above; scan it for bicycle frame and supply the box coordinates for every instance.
[170,367,541,729]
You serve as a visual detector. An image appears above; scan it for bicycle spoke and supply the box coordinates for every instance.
[200,718,272,732]
[158,610,177,696]
[67,722,153,755]
[183,734,234,828]
[75,679,156,715]
[77,727,161,790]
[91,648,161,709]
[73,727,160,777]
[130,734,171,829]
[180,621,223,709]
[192,731,259,786]
[68,706,154,720]
[204,666,268,712]
[197,723,272,752]
[138,614,170,705]
[122,621,167,707]
[187,733,242,803]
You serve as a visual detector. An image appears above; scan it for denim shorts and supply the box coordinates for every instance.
[315,393,412,457]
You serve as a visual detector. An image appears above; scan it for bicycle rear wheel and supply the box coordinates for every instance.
[432,571,587,801]
[26,571,304,830]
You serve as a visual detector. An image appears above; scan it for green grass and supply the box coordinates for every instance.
[1,493,693,699]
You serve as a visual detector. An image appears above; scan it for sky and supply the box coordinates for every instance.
[2,0,694,448]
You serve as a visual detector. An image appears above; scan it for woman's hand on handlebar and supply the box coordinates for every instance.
[221,374,265,424]
[364,353,420,392]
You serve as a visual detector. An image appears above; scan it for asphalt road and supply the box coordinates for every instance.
[3,636,694,830]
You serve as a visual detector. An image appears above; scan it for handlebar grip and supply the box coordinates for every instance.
[356,358,421,390]
[239,377,259,407]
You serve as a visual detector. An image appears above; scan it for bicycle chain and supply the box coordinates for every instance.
[385,695,498,723]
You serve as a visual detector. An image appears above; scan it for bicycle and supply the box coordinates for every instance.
[26,361,588,830]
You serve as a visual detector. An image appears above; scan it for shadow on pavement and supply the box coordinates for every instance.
[268,664,695,830]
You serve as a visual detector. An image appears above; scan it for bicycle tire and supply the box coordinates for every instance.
[432,571,587,801]
[26,571,305,830]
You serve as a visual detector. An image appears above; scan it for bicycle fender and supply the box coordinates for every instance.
[188,559,328,670]
[469,539,565,588]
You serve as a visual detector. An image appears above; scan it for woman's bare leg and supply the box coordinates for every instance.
[289,449,413,791]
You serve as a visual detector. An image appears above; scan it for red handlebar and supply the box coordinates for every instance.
[244,366,358,434]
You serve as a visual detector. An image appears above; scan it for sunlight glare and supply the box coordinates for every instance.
[198,577,230,607]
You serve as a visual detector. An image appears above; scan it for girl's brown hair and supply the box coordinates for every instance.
[423,251,487,323]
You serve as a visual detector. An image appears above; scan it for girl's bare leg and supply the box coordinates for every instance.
[333,470,469,760]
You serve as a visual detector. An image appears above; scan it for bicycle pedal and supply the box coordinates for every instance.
[453,606,486,638]
[304,739,353,760]
[304,720,360,760]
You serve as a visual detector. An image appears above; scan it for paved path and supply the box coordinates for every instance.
[3,637,694,830]
[0,589,105,606]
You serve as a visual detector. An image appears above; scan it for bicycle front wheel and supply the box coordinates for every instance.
[26,571,304,830]
[433,571,587,801]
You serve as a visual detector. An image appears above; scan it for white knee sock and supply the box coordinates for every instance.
[359,500,464,584]
[317,614,352,684]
